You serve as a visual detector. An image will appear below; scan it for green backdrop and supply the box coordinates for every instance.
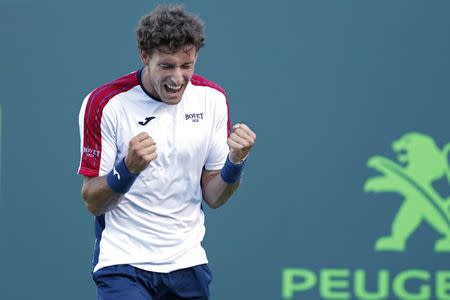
[1,0,449,299]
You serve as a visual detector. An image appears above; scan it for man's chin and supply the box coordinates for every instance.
[161,95,183,105]
[161,89,185,104]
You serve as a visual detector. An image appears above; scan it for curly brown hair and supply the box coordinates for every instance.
[136,5,205,55]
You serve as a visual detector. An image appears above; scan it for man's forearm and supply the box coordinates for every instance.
[81,154,145,216]
[201,171,240,209]
[201,122,256,208]
[81,176,122,216]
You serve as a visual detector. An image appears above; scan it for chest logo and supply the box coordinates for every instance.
[185,113,204,123]
[138,116,156,126]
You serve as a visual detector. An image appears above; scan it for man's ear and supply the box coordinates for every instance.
[140,50,150,65]
[194,51,199,63]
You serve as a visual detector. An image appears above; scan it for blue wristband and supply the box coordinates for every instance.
[106,158,139,194]
[220,155,246,184]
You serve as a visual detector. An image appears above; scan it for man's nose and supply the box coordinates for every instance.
[171,67,183,83]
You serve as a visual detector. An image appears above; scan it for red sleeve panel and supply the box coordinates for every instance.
[78,72,139,177]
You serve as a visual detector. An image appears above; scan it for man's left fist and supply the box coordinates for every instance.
[227,123,256,163]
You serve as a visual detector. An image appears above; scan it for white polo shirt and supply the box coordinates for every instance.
[78,70,230,273]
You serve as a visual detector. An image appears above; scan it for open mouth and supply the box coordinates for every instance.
[164,83,183,94]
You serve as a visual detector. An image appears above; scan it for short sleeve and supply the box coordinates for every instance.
[77,93,117,177]
[204,92,230,170]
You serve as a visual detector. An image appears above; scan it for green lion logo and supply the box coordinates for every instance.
[364,132,450,252]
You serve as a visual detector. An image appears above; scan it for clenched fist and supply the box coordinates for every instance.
[124,132,157,174]
[228,123,256,163]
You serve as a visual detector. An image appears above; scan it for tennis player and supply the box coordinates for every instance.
[77,5,256,300]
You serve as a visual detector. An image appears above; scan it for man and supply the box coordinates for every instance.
[77,5,256,300]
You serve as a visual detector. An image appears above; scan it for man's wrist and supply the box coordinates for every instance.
[106,158,139,194]
[220,155,247,184]
[228,152,249,165]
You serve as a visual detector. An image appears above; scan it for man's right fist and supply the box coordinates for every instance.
[124,132,157,174]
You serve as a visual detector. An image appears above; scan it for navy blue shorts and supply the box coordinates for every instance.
[93,264,212,300]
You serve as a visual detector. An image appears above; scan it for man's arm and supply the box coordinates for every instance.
[201,170,240,209]
[81,176,122,216]
[81,132,157,216]
[201,123,256,208]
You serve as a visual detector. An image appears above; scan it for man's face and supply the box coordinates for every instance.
[141,45,197,105]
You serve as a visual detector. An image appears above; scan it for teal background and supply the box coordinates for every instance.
[1,0,450,299]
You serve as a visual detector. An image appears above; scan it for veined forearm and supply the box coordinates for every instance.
[203,177,241,209]
[201,170,240,209]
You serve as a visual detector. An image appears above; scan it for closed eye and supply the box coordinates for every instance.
[181,64,193,69]
[159,64,174,70]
